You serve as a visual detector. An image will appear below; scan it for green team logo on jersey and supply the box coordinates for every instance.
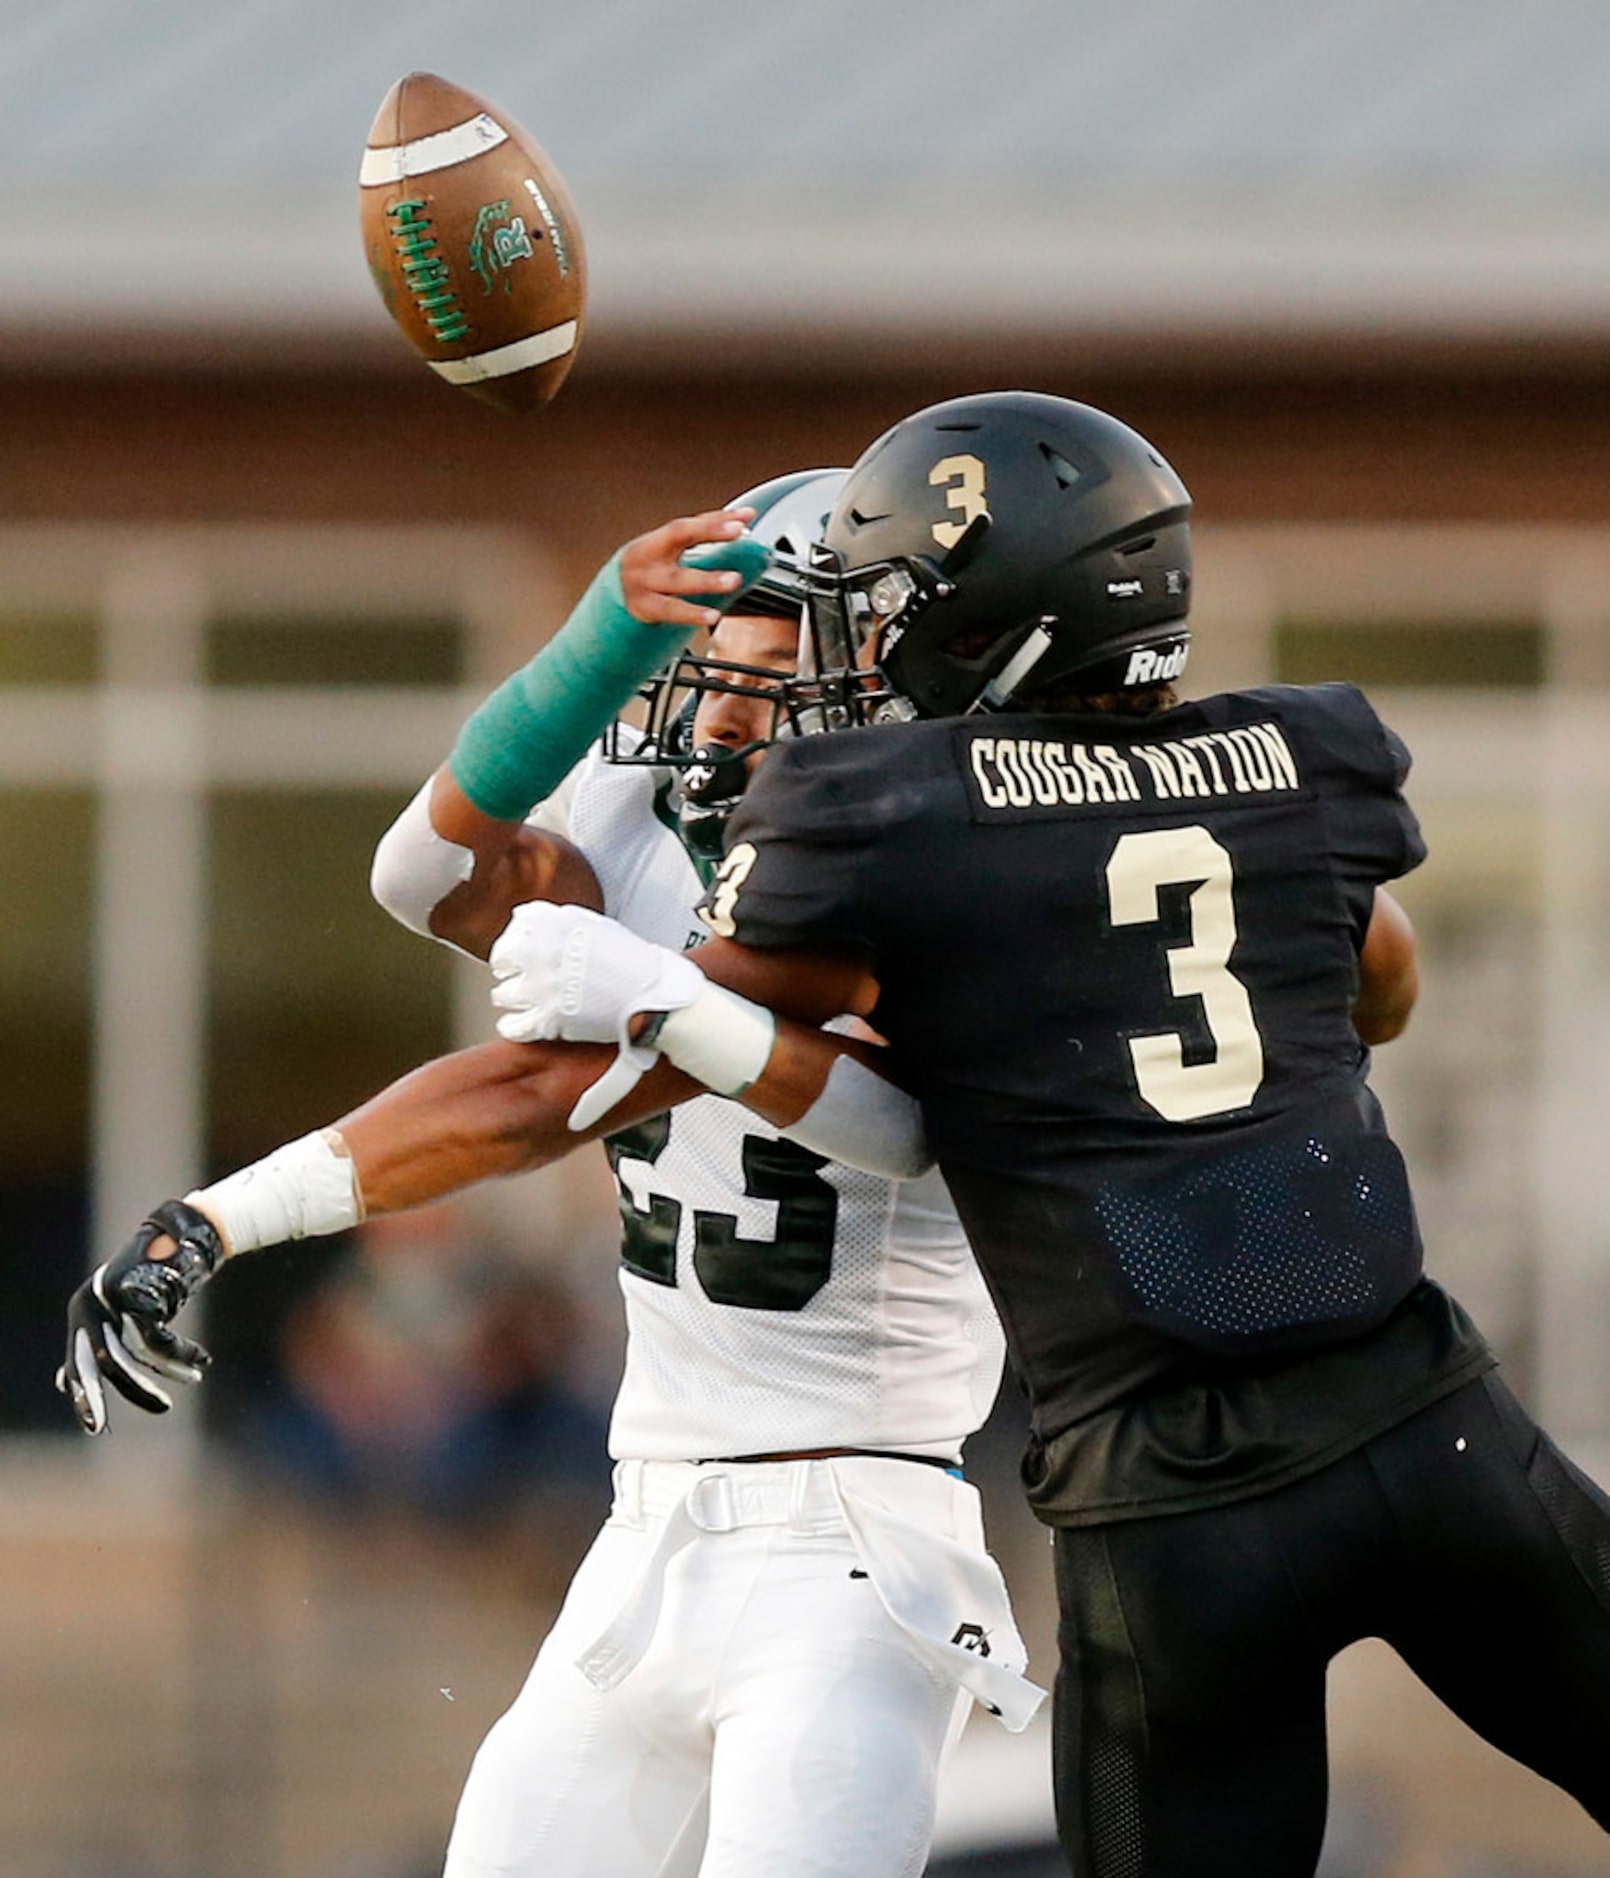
[468,201,537,293]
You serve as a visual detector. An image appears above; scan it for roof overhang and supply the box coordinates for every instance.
[13,180,1610,372]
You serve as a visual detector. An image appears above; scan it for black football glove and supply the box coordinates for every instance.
[57,1199,227,1435]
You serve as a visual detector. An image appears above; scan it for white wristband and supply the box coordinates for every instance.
[186,1129,364,1258]
[653,982,778,1096]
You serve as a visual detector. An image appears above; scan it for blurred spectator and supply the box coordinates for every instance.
[231,1205,610,1527]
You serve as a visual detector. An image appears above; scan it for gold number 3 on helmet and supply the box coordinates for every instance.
[929,453,990,550]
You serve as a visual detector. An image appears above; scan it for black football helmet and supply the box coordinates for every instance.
[602,467,849,858]
[803,391,1192,720]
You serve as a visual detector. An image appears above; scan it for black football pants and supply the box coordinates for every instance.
[1051,1374,1610,1877]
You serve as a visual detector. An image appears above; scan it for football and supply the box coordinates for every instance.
[359,72,586,413]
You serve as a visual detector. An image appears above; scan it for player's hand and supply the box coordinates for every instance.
[618,508,760,631]
[489,902,704,1128]
[56,1200,227,1435]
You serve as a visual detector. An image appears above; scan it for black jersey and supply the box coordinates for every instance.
[708,682,1493,1521]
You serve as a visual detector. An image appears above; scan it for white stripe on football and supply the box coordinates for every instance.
[429,319,579,384]
[359,113,509,187]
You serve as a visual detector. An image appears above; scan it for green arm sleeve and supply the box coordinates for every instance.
[449,533,771,821]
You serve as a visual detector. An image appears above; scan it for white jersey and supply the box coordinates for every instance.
[534,743,1005,1463]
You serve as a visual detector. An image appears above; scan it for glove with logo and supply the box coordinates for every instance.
[490,902,706,1129]
[490,902,704,1047]
[57,1199,227,1435]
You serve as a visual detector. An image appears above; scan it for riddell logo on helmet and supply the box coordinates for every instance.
[1124,642,1189,687]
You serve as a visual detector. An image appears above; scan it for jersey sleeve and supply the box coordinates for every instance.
[698,737,882,952]
[1246,682,1427,884]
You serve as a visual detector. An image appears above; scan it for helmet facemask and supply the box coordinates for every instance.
[601,468,850,847]
[602,627,803,855]
[797,514,1001,728]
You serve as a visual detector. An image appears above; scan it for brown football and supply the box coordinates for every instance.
[360,72,586,413]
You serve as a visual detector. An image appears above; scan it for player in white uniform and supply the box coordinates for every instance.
[59,477,1041,1878]
[436,697,1022,1878]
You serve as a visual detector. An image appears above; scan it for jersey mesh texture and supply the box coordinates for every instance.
[1527,1436,1610,1612]
[1094,1130,1415,1343]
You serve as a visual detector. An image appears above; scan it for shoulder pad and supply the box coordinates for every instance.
[1230,682,1411,787]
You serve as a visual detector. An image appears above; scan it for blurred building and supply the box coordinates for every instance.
[4,4,1610,1874]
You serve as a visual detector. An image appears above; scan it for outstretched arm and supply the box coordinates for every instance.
[485,902,915,1173]
[56,1035,706,1436]
[58,914,893,1437]
[370,510,767,958]
[336,1039,696,1212]
[55,979,897,1440]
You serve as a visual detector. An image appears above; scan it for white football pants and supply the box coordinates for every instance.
[442,1453,1039,1878]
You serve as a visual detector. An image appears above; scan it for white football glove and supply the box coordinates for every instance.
[489,903,705,1130]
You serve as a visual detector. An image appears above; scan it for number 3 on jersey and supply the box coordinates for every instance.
[1106,825,1265,1123]
[702,842,757,939]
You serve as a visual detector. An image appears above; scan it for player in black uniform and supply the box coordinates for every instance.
[673,393,1610,1875]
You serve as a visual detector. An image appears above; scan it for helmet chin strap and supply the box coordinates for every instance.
[975,622,1055,712]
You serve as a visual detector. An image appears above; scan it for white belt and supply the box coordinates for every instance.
[611,1454,844,1531]
[575,1457,1046,1733]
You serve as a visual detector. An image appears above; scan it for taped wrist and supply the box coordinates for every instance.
[652,982,777,1096]
[186,1129,364,1258]
[450,534,772,822]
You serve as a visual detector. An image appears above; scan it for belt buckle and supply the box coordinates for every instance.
[686,1471,738,1533]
